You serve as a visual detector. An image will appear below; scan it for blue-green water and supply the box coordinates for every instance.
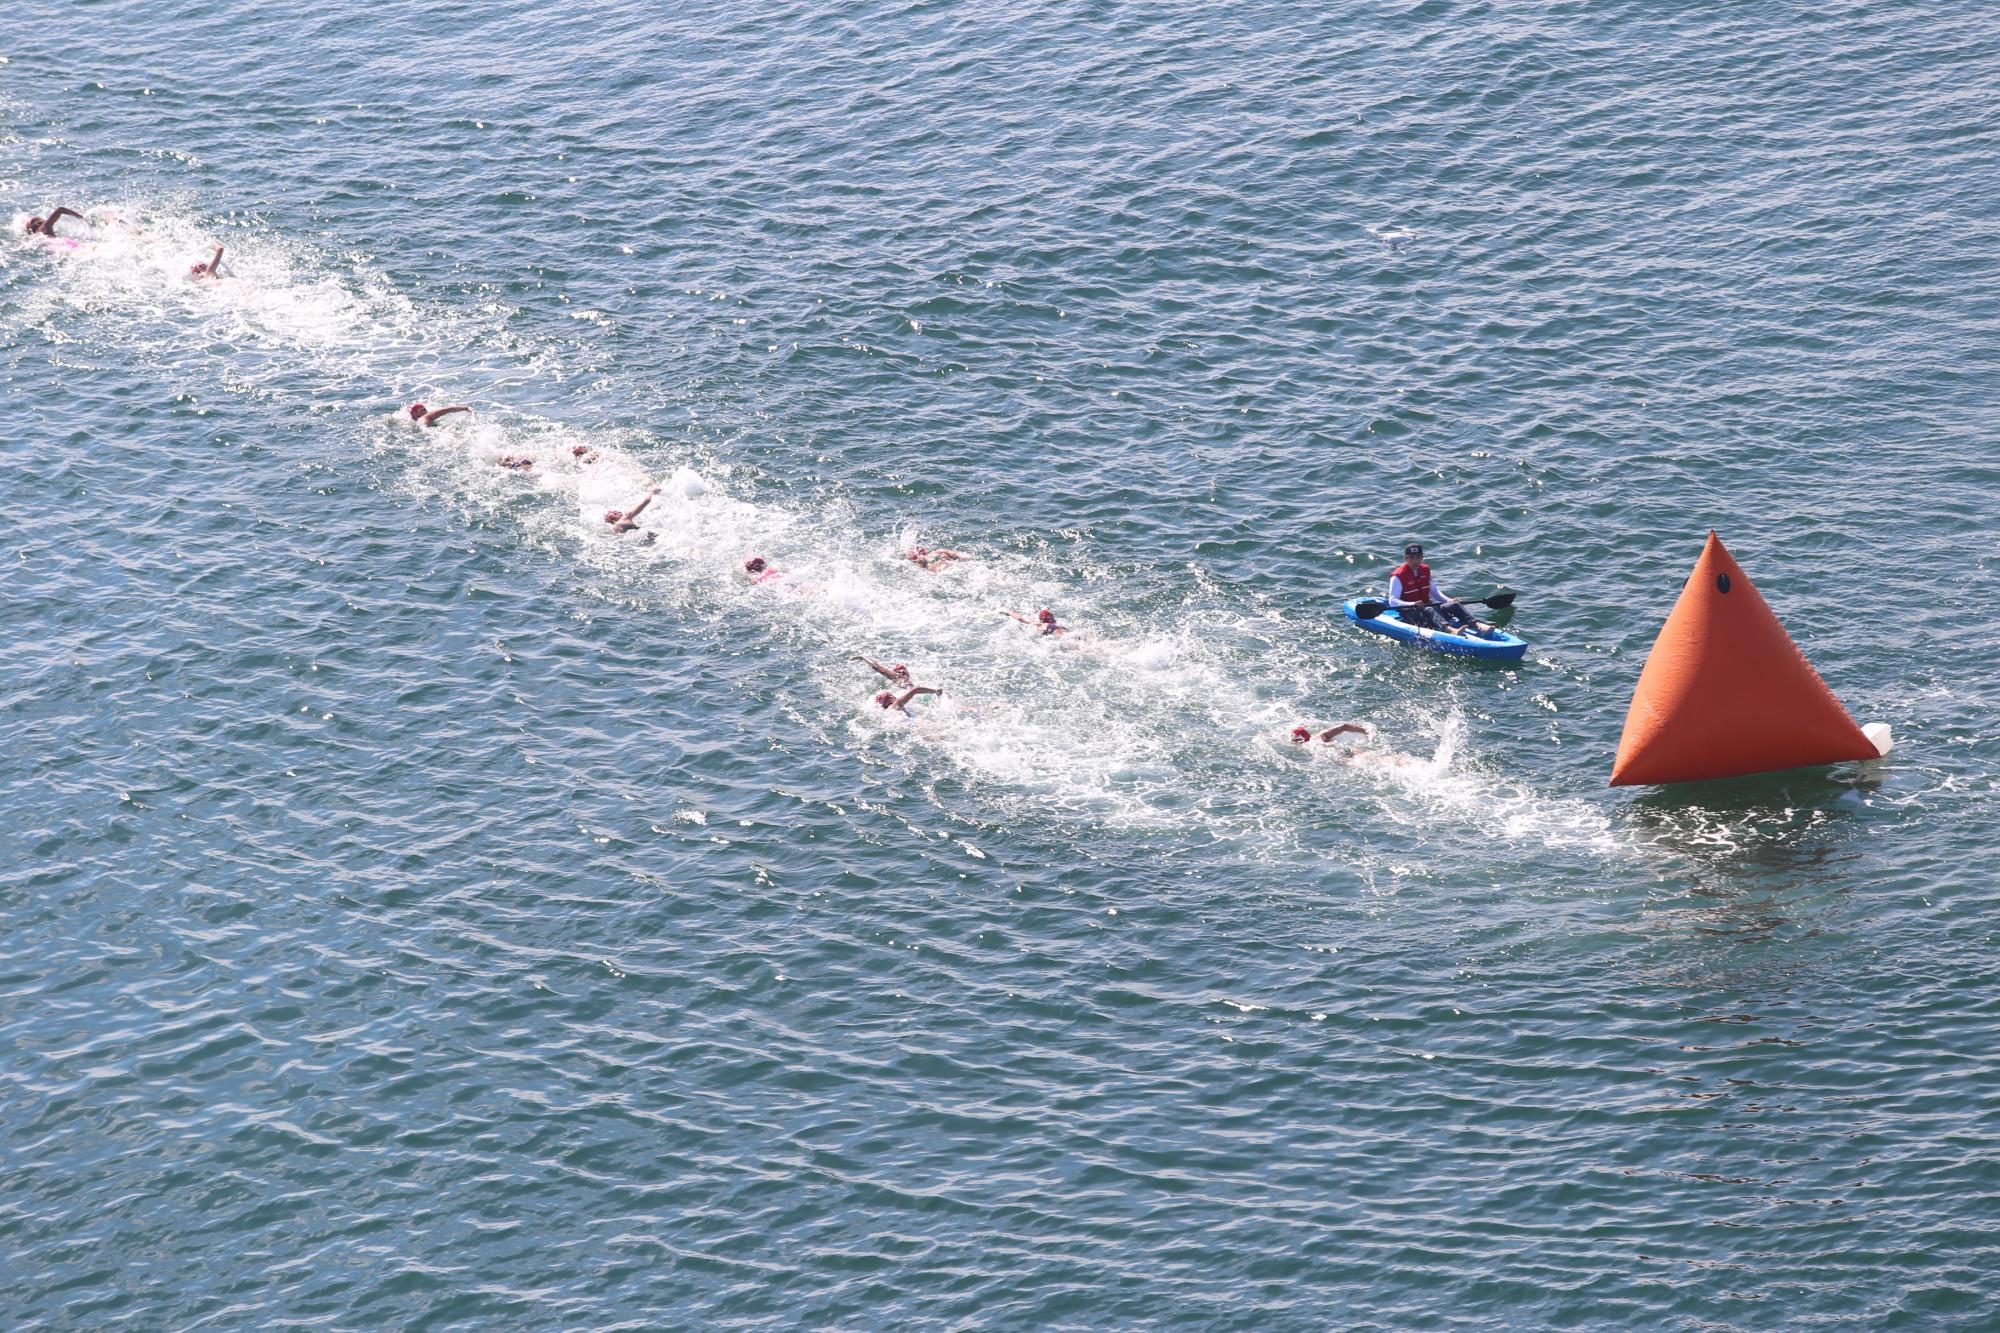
[4,2,1998,1326]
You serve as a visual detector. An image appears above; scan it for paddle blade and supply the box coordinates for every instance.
[1482,591,1516,609]
[1353,599,1387,620]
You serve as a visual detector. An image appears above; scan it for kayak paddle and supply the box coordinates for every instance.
[1353,591,1516,620]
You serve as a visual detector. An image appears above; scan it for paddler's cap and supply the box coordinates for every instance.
[1291,726,1312,743]
[408,402,427,419]
[1404,543,1423,557]
[1037,609,1055,623]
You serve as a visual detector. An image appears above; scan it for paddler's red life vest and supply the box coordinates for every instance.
[1392,560,1432,605]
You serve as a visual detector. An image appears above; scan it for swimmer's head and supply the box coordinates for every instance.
[1291,726,1312,744]
[24,217,44,235]
[744,556,767,574]
[604,509,624,524]
[1037,609,1055,624]
[190,262,208,277]
[890,663,911,682]
[407,402,426,420]
[907,546,926,559]
[873,691,896,708]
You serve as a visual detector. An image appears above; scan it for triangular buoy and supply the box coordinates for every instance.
[1610,533,1884,786]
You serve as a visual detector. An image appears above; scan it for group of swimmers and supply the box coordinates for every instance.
[393,390,1098,716]
[21,202,1457,772]
[23,204,227,279]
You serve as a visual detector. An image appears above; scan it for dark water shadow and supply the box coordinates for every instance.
[1617,762,1898,958]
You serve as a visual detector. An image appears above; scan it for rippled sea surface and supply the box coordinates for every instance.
[5,2,1999,1326]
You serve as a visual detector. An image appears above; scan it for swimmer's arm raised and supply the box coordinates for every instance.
[854,655,900,682]
[421,405,473,426]
[44,206,85,233]
[894,686,941,708]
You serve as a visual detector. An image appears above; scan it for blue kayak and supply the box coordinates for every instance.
[1342,599,1529,661]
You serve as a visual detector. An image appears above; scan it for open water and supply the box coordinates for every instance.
[4,2,1998,1327]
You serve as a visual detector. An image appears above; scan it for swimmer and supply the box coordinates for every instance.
[743,555,787,584]
[905,544,965,572]
[1290,723,1371,745]
[570,445,600,464]
[853,654,933,693]
[1002,607,1068,637]
[1289,722,1419,770]
[604,490,656,533]
[498,453,535,471]
[189,246,224,280]
[407,402,473,427]
[22,206,85,237]
[873,684,942,715]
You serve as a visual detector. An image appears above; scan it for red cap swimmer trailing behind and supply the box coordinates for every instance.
[1291,726,1313,743]
[408,402,427,420]
[874,691,896,708]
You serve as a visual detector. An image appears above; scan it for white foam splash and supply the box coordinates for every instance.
[8,191,1632,858]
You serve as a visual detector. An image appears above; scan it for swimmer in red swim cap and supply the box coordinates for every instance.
[23,206,84,237]
[1289,722,1416,769]
[856,655,941,713]
[854,654,915,688]
[1002,607,1068,637]
[1290,723,1370,744]
[603,490,657,533]
[904,544,965,573]
[873,684,942,714]
[407,402,473,427]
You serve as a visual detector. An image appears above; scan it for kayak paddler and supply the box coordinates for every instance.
[1388,542,1487,636]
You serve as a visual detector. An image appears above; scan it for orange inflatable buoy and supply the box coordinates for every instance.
[1610,532,1884,786]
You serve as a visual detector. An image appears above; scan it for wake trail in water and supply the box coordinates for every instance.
[5,191,1628,864]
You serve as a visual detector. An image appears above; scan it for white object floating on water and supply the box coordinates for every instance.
[1862,722,1893,757]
